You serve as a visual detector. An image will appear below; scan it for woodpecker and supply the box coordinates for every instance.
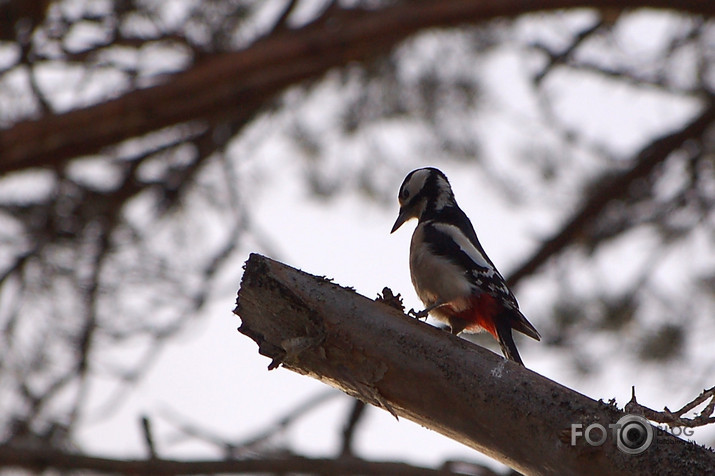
[391,167,540,365]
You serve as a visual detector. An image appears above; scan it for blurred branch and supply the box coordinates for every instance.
[157,389,339,457]
[507,99,715,287]
[2,0,713,174]
[532,18,606,84]
[0,0,50,42]
[0,119,243,437]
[271,0,301,33]
[141,416,158,459]
[235,254,715,475]
[233,389,340,454]
[547,16,708,93]
[0,447,465,475]
[626,386,715,429]
[340,399,367,457]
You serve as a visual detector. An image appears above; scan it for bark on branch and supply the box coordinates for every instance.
[1,0,713,174]
[235,253,715,476]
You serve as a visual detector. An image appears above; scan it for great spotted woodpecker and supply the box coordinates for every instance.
[391,167,540,365]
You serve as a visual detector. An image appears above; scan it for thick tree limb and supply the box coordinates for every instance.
[1,0,713,174]
[235,253,715,476]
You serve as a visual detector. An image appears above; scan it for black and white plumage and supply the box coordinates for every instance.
[391,167,540,365]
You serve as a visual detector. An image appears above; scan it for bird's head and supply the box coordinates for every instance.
[391,167,455,233]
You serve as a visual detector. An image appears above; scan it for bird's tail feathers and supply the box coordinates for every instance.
[510,309,541,341]
[496,321,524,366]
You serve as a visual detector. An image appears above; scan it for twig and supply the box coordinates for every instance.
[158,389,340,457]
[532,18,605,84]
[625,386,715,428]
[236,389,340,452]
[271,0,300,32]
[141,416,158,459]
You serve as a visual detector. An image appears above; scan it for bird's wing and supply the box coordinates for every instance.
[424,222,520,310]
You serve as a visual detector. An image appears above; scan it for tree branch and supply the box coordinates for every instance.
[507,99,715,287]
[626,386,715,429]
[1,0,712,174]
[235,253,715,475]
[340,399,367,457]
[141,416,158,459]
[0,447,460,475]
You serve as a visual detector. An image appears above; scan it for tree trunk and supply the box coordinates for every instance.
[235,253,715,476]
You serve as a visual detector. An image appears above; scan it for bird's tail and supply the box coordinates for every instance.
[454,296,540,365]
[511,309,541,341]
[496,320,524,366]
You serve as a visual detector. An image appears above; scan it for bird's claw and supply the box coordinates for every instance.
[408,308,429,320]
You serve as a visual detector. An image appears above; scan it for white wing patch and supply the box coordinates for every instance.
[431,223,495,276]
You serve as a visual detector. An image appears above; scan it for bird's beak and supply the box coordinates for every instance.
[391,207,410,234]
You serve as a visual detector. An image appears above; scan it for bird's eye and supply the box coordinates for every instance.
[401,189,410,200]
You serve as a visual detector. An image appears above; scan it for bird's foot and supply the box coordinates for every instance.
[408,308,430,320]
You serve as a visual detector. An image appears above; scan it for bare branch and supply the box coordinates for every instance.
[2,0,713,174]
[235,389,340,454]
[532,18,606,84]
[141,416,158,459]
[271,0,301,33]
[0,447,463,475]
[507,99,715,287]
[626,386,715,429]
[156,390,340,457]
[340,399,367,457]
[236,254,715,475]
